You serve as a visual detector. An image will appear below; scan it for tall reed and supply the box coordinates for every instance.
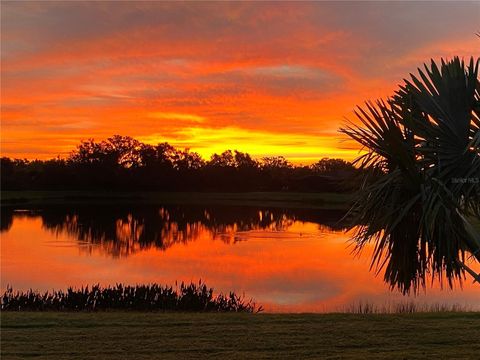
[341,301,472,314]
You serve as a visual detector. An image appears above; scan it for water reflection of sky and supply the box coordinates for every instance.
[1,206,479,312]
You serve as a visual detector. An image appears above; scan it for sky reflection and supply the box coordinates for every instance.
[1,206,478,312]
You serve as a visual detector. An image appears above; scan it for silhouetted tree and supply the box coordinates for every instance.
[208,150,236,168]
[311,158,355,175]
[1,140,361,192]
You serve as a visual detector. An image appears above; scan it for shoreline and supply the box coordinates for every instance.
[0,191,353,209]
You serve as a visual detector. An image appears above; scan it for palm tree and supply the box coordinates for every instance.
[340,57,480,294]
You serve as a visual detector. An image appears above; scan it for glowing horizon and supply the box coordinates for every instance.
[2,2,479,163]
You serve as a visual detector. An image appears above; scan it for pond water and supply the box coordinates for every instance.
[1,205,479,312]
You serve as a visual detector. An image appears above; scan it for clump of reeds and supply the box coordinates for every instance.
[342,301,472,314]
[1,281,263,313]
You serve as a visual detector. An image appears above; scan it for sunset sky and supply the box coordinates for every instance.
[2,1,479,164]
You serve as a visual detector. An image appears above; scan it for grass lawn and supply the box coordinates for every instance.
[2,312,480,359]
[0,191,352,209]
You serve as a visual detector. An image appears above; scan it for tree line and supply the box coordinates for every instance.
[1,135,361,192]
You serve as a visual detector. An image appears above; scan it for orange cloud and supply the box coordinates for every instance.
[1,2,478,162]
[148,112,206,123]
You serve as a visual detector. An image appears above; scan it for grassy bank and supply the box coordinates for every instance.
[0,191,352,209]
[2,312,479,359]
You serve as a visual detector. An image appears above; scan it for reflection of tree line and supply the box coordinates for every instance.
[1,205,347,257]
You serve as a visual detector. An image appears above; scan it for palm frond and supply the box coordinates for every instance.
[341,57,480,293]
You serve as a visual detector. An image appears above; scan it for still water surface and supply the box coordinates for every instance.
[1,205,479,312]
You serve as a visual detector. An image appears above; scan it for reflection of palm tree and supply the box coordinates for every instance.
[341,57,480,293]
